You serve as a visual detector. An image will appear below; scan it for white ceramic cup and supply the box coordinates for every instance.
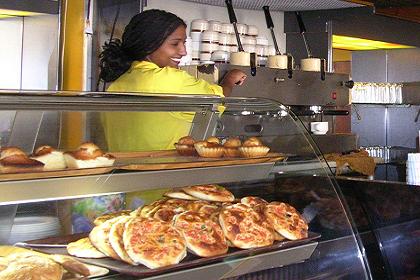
[208,20,222,32]
[230,52,251,66]
[267,55,294,69]
[190,31,202,42]
[236,23,247,35]
[301,57,325,72]
[246,25,258,36]
[191,19,208,32]
[221,23,234,34]
[201,31,219,44]
[211,50,230,63]
[310,122,329,135]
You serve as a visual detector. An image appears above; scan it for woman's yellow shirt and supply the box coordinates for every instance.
[101,61,223,152]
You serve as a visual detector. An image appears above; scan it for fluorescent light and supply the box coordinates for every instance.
[0,9,41,18]
[333,35,415,51]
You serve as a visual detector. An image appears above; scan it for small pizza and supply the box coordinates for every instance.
[67,237,106,259]
[241,197,284,241]
[109,216,136,265]
[164,189,198,200]
[139,199,169,218]
[173,211,228,257]
[89,217,122,260]
[93,210,132,226]
[123,217,187,269]
[219,203,274,249]
[182,184,234,202]
[264,202,308,240]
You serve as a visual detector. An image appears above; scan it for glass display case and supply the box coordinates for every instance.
[0,90,370,279]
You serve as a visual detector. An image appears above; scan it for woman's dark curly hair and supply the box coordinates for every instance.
[99,9,186,82]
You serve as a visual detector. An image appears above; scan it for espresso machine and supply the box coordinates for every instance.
[214,64,356,155]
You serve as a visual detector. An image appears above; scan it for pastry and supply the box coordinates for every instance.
[31,145,66,170]
[50,254,90,277]
[0,252,63,280]
[182,184,235,202]
[173,210,228,257]
[64,142,115,169]
[89,217,122,260]
[241,197,284,241]
[93,210,132,226]
[0,147,44,173]
[194,141,224,158]
[264,202,308,240]
[223,137,242,157]
[206,136,220,144]
[219,203,274,249]
[239,137,270,158]
[164,188,199,200]
[174,136,197,156]
[67,237,107,259]
[108,216,136,264]
[123,217,187,269]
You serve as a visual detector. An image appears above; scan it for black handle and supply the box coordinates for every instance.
[250,52,257,76]
[225,0,237,24]
[322,110,349,116]
[344,80,354,89]
[320,58,326,81]
[295,11,306,34]
[263,6,274,29]
[287,54,293,79]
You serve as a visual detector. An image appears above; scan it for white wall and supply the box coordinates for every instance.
[145,0,286,53]
[21,14,58,90]
[0,14,58,90]
[0,18,23,89]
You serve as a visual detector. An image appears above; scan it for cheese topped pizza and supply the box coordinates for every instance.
[164,189,198,200]
[109,216,136,265]
[93,210,132,226]
[264,202,308,240]
[66,237,106,259]
[182,185,234,202]
[123,217,186,269]
[241,197,284,241]
[89,217,122,260]
[240,196,268,208]
[173,211,228,257]
[219,203,274,249]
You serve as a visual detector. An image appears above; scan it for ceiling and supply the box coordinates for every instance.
[181,0,362,11]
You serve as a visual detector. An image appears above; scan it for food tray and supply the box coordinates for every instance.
[0,151,286,181]
[23,232,320,278]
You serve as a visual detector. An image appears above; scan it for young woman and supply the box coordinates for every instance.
[99,9,246,151]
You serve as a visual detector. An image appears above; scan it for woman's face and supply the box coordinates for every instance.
[147,25,187,68]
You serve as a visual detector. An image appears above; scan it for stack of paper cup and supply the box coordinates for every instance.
[190,19,208,65]
[406,153,420,185]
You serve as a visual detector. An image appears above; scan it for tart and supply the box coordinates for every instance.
[174,136,197,156]
[238,137,270,158]
[223,137,242,157]
[194,141,224,158]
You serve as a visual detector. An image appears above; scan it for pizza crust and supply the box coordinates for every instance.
[123,217,187,269]
[173,211,228,257]
[264,202,308,240]
[182,185,234,202]
[67,237,107,259]
[89,217,122,260]
[219,203,274,249]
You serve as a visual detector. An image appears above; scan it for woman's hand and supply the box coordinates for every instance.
[220,69,247,96]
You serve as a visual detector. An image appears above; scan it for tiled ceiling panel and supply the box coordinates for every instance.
[180,0,361,11]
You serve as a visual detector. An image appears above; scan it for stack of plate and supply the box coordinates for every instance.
[6,216,61,245]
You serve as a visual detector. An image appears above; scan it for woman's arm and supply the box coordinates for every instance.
[220,69,247,97]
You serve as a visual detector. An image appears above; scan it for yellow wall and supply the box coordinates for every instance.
[333,49,352,62]
[61,0,85,149]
